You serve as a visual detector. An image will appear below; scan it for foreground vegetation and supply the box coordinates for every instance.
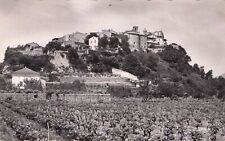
[0,96,225,141]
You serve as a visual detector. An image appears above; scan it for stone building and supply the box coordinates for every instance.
[147,31,167,47]
[53,32,87,44]
[124,26,147,51]
[99,29,117,38]
[19,42,43,56]
[63,32,87,43]
[146,31,167,53]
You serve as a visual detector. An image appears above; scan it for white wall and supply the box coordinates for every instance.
[89,37,98,50]
[112,68,138,81]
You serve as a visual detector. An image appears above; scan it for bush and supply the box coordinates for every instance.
[122,54,148,77]
[46,91,54,100]
[107,85,132,98]
[24,79,43,91]
[46,80,86,92]
[218,88,225,100]
[157,82,179,98]
[171,95,179,100]
[5,96,13,102]
[0,76,12,91]
[184,73,215,98]
[4,48,54,72]
[137,85,150,101]
[49,74,60,82]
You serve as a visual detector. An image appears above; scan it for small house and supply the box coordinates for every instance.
[11,67,40,89]
[89,36,98,50]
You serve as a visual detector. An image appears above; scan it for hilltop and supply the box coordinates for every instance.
[1,26,225,99]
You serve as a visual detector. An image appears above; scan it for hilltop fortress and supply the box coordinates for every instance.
[124,26,167,52]
[50,26,167,54]
[3,26,168,74]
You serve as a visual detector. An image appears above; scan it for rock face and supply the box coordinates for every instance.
[49,51,71,73]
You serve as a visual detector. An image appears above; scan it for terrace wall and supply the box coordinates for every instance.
[0,93,111,103]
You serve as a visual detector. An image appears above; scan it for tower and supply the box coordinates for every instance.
[132,26,139,32]
[143,28,148,35]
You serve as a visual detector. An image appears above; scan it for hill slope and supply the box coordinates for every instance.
[0,33,221,99]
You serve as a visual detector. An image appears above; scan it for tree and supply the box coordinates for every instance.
[67,48,86,70]
[158,44,192,73]
[98,35,108,49]
[101,56,120,69]
[67,48,79,65]
[122,54,147,77]
[24,79,43,91]
[119,34,131,55]
[0,63,4,74]
[193,64,200,73]
[109,37,120,49]
[45,41,63,52]
[199,66,205,78]
[205,70,213,80]
[138,84,151,102]
[4,48,22,65]
[0,76,12,90]
[134,52,159,71]
[91,63,107,73]
[157,82,179,98]
[86,51,100,64]
[158,44,191,63]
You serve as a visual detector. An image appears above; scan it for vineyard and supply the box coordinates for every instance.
[0,97,225,141]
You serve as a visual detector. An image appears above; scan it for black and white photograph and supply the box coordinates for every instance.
[0,0,225,140]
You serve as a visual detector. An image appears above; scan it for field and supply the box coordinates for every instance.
[0,95,225,141]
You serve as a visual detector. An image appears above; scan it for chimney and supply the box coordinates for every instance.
[132,26,139,32]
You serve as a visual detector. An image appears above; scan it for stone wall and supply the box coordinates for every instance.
[0,93,111,103]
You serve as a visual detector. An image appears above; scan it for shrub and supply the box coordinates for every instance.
[122,54,148,77]
[107,85,132,98]
[4,48,54,72]
[5,96,13,102]
[24,79,43,91]
[138,85,150,101]
[49,74,60,82]
[171,95,179,100]
[46,80,86,92]
[46,91,54,100]
[157,82,179,98]
[0,76,12,91]
[218,88,225,100]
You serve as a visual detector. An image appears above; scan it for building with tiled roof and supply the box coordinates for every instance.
[11,67,40,89]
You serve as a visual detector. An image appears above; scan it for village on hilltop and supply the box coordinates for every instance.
[20,26,167,57]
[1,25,213,103]
[1,26,169,99]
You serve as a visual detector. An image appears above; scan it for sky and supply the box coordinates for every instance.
[0,0,225,76]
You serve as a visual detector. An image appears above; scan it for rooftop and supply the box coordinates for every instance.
[12,67,40,76]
